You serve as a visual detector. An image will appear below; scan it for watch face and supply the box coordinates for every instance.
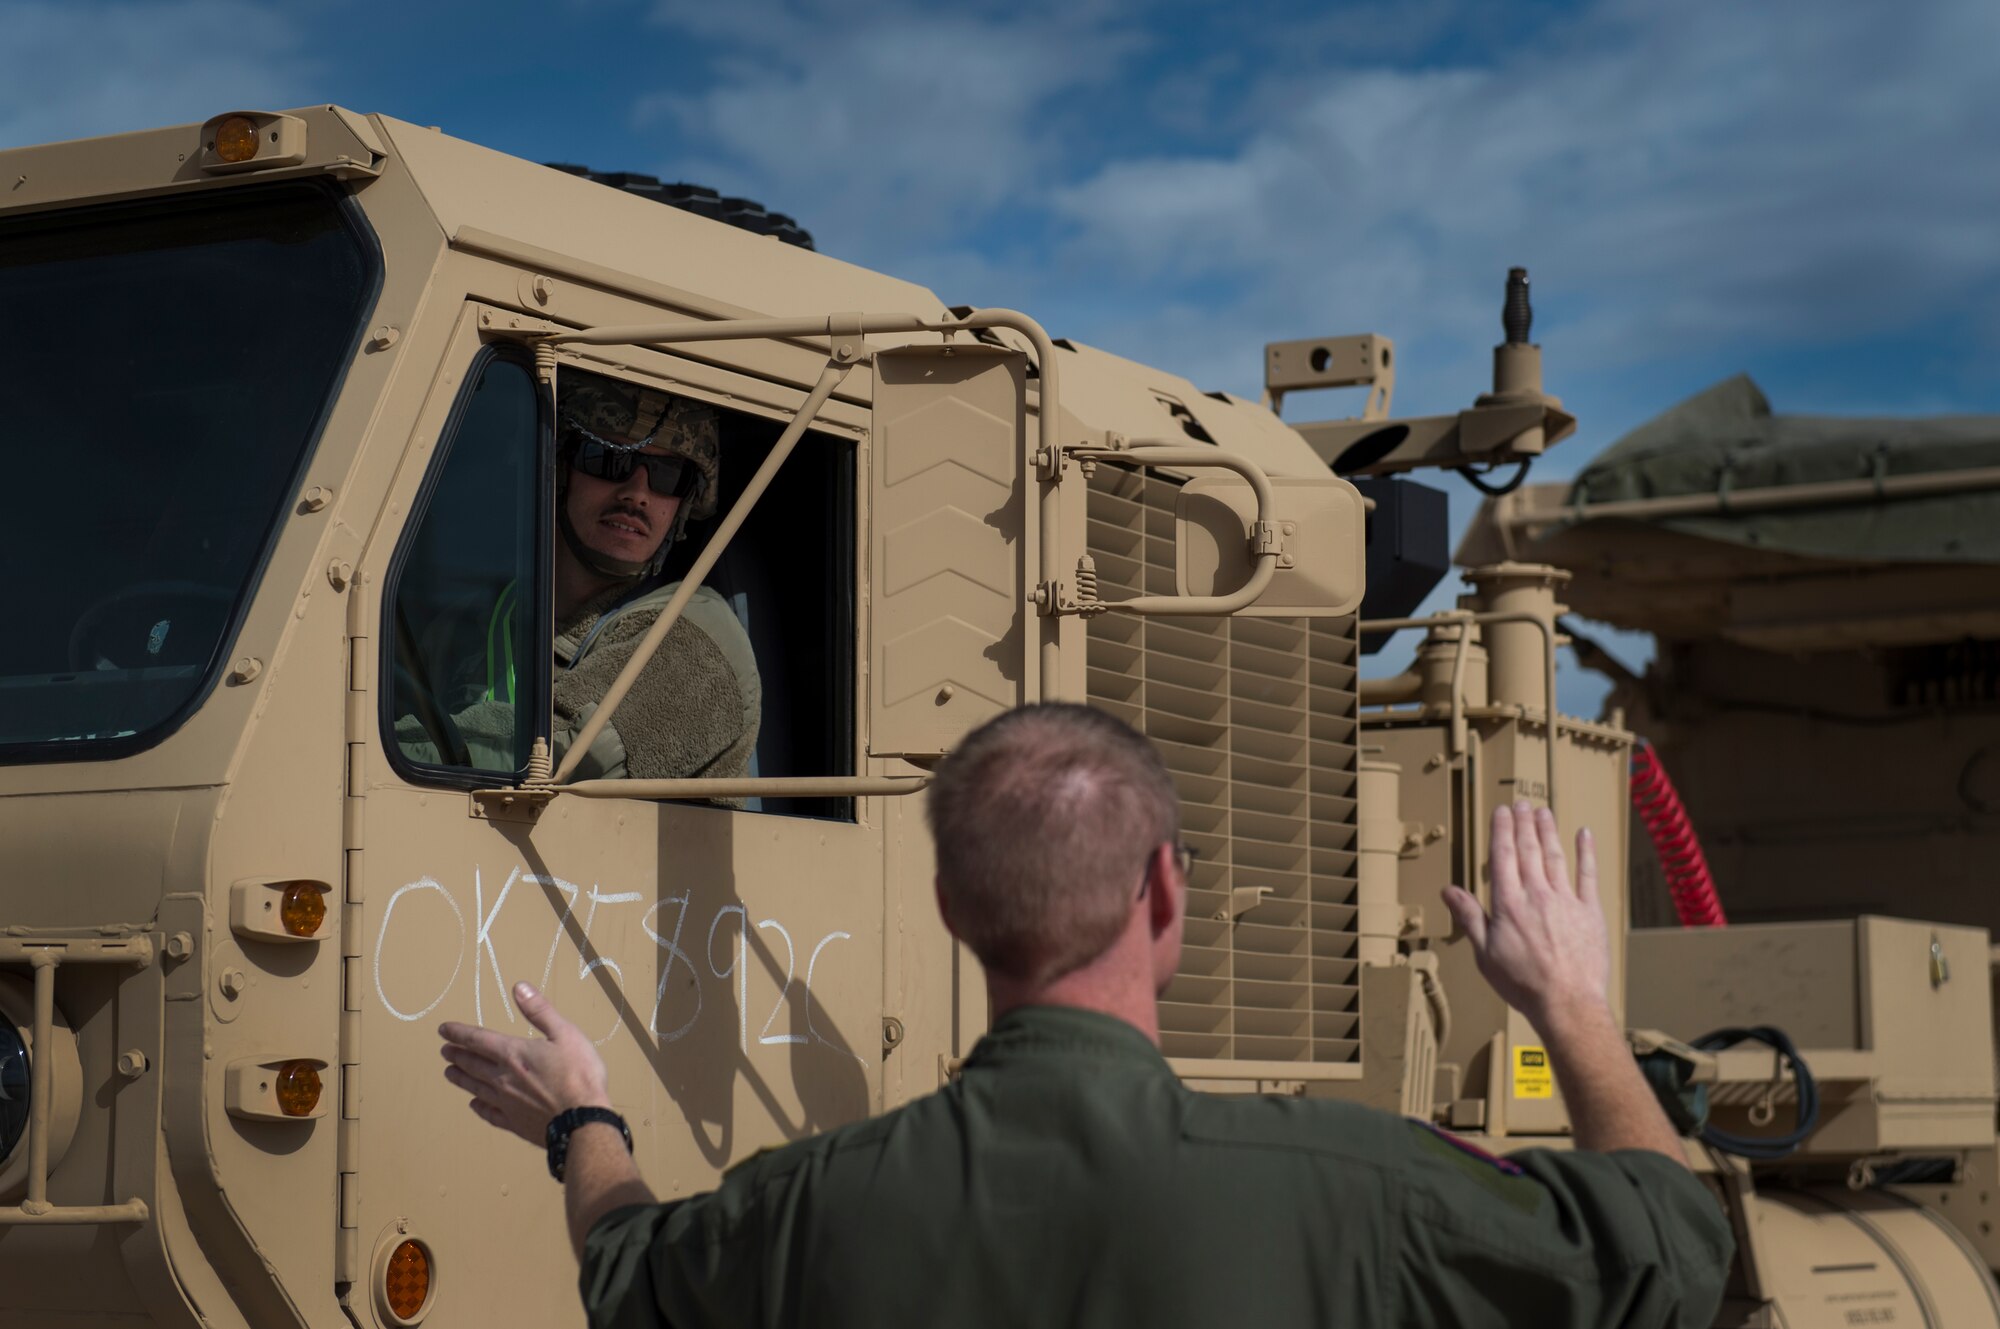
[546,1112,573,1181]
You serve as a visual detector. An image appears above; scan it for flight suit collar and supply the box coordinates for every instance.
[962,1004,1171,1074]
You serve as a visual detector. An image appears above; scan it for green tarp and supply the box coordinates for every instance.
[1565,375,2000,563]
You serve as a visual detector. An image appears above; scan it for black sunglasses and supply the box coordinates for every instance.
[564,426,700,502]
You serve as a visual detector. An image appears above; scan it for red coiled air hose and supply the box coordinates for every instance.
[1629,744,1727,927]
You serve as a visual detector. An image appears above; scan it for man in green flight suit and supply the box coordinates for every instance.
[439,704,1732,1327]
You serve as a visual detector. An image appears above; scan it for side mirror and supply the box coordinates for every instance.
[867,344,1029,758]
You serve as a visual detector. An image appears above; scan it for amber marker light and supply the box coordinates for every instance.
[384,1240,432,1322]
[280,881,326,938]
[273,1061,321,1117]
[213,115,259,164]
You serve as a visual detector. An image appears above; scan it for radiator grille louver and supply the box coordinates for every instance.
[1084,465,1362,1064]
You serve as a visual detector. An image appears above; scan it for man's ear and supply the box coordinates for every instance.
[1145,845,1182,938]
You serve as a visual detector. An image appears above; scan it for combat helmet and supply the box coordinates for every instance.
[557,373,721,579]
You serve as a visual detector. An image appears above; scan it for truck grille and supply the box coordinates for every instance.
[1084,464,1362,1063]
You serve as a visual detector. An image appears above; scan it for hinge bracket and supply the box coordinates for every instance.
[476,304,564,339]
[469,787,556,822]
[1032,579,1076,617]
[827,311,872,367]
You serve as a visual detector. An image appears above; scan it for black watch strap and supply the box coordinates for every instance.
[545,1106,632,1182]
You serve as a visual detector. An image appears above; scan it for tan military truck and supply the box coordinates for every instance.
[0,105,1992,1329]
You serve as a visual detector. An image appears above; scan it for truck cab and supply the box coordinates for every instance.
[0,106,1368,1329]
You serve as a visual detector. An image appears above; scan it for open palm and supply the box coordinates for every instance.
[1441,802,1610,1034]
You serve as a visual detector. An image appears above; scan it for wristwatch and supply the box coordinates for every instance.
[544,1106,632,1182]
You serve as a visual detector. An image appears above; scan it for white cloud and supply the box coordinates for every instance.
[0,2,316,149]
[1048,0,2000,400]
[627,0,2000,429]
[638,0,1139,263]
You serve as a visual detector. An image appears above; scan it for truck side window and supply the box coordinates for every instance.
[656,412,856,819]
[385,351,544,777]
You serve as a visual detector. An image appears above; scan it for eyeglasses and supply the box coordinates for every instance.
[1138,842,1198,900]
[563,422,700,502]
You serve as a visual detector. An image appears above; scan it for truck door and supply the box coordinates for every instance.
[347,307,882,1329]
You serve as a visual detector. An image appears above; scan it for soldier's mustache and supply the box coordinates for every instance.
[603,503,651,530]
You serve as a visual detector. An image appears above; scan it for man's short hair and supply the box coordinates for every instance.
[925,703,1180,987]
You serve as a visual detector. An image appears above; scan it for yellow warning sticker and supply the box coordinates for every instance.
[1513,1045,1554,1099]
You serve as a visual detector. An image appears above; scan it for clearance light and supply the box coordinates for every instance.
[198,111,308,174]
[230,878,332,943]
[274,1061,322,1117]
[280,882,326,938]
[224,1057,329,1121]
[383,1240,433,1322]
[213,115,259,164]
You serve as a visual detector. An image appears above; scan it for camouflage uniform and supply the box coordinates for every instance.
[551,579,759,788]
[551,376,758,786]
[579,1006,1733,1329]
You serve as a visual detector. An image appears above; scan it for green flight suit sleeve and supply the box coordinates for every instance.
[578,1201,686,1329]
[1394,1125,1734,1328]
[579,1185,767,1329]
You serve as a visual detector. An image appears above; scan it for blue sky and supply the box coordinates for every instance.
[7,0,1997,708]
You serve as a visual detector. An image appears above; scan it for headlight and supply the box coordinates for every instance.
[0,976,81,1199]
[0,1024,25,1162]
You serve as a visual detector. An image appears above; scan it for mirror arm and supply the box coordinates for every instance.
[558,775,930,801]
[1068,444,1281,617]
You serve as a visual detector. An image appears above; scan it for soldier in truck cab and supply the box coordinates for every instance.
[539,375,759,784]
[397,372,760,788]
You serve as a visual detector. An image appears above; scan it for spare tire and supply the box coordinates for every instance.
[544,164,815,250]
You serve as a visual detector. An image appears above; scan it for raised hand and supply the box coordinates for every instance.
[1441,801,1610,1036]
[439,982,613,1146]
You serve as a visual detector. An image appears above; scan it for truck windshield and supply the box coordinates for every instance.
[0,184,377,761]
